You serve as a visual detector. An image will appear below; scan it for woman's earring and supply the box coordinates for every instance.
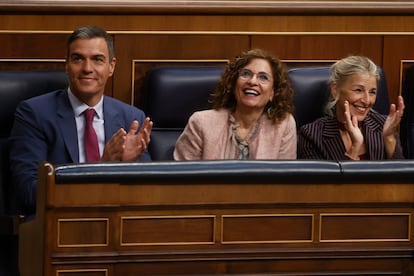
[267,97,275,118]
[267,106,275,118]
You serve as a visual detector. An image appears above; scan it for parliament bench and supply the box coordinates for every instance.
[18,159,414,275]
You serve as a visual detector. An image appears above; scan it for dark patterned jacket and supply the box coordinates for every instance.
[298,111,404,160]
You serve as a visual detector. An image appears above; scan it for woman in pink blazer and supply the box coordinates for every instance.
[174,49,296,160]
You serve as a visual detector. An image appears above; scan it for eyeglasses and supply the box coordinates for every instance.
[238,68,272,85]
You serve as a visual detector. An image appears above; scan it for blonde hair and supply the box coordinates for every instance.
[325,55,379,116]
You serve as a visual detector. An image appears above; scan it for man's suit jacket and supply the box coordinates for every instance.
[9,89,151,215]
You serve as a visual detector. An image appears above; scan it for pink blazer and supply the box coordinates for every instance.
[174,109,297,160]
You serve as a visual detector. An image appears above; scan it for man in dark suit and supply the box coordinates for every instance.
[9,25,153,215]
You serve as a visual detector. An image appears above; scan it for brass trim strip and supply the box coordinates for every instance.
[0,58,65,62]
[3,1,414,15]
[3,30,414,35]
[56,268,108,276]
[400,60,414,97]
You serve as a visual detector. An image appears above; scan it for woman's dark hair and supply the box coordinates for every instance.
[211,48,294,124]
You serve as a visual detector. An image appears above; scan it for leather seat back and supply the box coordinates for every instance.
[401,64,414,158]
[0,70,68,214]
[142,65,390,161]
[289,66,390,129]
[143,66,224,161]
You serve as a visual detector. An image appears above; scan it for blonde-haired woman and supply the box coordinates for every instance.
[298,55,404,160]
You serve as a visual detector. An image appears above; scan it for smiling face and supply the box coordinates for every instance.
[332,73,377,122]
[234,58,274,113]
[66,37,116,106]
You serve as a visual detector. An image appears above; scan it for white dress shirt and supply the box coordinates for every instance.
[67,88,105,163]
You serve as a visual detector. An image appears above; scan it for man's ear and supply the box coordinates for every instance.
[109,57,116,76]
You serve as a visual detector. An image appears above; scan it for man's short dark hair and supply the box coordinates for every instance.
[66,25,115,60]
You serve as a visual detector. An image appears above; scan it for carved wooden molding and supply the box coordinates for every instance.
[1,0,414,15]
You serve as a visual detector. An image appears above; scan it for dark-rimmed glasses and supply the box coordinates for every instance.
[238,68,272,85]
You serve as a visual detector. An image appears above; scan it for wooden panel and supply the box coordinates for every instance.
[3,1,414,16]
[114,258,408,275]
[0,32,407,108]
[0,33,67,78]
[252,35,383,62]
[3,14,414,33]
[0,34,67,58]
[121,215,215,245]
[117,183,414,205]
[0,2,413,107]
[383,35,414,102]
[320,213,411,242]
[17,161,414,276]
[253,35,397,100]
[222,214,313,244]
[113,34,248,104]
[57,218,109,247]
[49,184,121,207]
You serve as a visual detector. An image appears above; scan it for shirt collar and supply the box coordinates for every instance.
[67,87,104,119]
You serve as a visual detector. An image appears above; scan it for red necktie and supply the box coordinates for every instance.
[84,108,100,162]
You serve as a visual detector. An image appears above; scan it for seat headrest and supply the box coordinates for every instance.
[289,67,331,128]
[289,66,390,129]
[0,71,68,138]
[400,64,414,158]
[143,66,224,128]
[0,70,68,215]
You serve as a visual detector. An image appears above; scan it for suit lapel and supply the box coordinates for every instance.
[322,112,384,160]
[322,118,347,160]
[102,97,123,142]
[364,113,384,160]
[56,90,79,162]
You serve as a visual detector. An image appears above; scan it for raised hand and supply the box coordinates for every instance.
[101,128,127,161]
[343,100,364,147]
[383,96,404,158]
[122,117,153,161]
[383,95,404,138]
